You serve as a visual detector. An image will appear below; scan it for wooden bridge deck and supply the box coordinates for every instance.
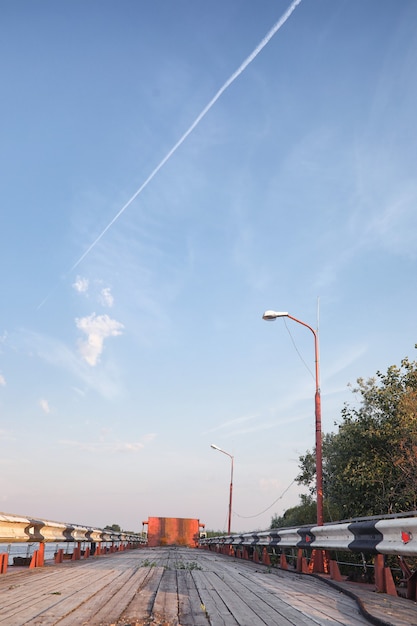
[0,546,416,625]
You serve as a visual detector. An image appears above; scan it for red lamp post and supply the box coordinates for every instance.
[262,310,323,528]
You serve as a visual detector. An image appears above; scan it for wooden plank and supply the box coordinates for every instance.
[199,569,279,625]
[93,555,168,625]
[152,568,180,625]
[201,568,313,626]
[79,563,154,626]
[0,547,417,625]
[0,567,115,624]
[223,556,372,625]
[43,564,150,625]
[177,569,210,626]
[192,552,372,626]
[325,579,417,626]
[191,569,240,626]
[226,564,356,624]
[113,565,165,624]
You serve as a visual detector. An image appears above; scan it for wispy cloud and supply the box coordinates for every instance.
[204,414,259,434]
[75,313,124,366]
[99,287,114,308]
[232,224,271,292]
[18,330,124,399]
[363,184,417,258]
[324,343,368,383]
[68,0,303,273]
[0,374,6,387]
[73,276,116,308]
[73,276,89,293]
[60,433,156,454]
[204,414,278,438]
[39,398,50,414]
[0,429,15,442]
[228,422,277,437]
[259,477,282,493]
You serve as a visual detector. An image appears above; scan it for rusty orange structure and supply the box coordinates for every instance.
[143,517,205,548]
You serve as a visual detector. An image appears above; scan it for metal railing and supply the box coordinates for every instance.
[199,512,417,601]
[0,511,146,573]
[0,511,144,545]
[200,514,417,556]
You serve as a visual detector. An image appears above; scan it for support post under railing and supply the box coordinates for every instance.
[30,543,45,569]
[0,553,8,574]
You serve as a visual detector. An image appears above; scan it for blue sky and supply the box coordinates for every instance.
[1,0,417,533]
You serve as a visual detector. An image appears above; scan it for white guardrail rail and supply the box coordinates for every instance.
[0,511,144,545]
[200,513,417,557]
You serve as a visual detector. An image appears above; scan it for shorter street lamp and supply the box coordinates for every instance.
[211,444,234,534]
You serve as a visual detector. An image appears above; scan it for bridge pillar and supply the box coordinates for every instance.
[0,553,8,574]
[55,549,64,564]
[308,549,328,574]
[399,556,417,600]
[72,543,82,560]
[374,554,397,596]
[297,549,309,574]
[30,542,45,568]
[329,559,343,582]
[262,548,271,566]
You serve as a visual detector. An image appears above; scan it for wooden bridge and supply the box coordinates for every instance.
[0,546,415,625]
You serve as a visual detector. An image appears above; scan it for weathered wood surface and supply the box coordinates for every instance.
[0,546,416,625]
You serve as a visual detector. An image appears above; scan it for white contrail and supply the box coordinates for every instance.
[69,0,302,272]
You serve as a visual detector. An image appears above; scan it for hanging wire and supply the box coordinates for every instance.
[233,480,295,519]
[232,305,318,523]
[283,318,315,381]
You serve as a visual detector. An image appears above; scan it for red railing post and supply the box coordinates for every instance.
[0,554,8,574]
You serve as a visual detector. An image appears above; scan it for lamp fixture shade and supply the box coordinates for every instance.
[262,310,288,321]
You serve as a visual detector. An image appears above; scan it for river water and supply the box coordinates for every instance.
[0,542,93,565]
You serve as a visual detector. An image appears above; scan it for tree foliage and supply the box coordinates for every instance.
[296,352,417,520]
[270,493,341,528]
[271,494,317,528]
[105,524,121,532]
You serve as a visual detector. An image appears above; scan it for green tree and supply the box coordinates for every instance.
[271,494,317,528]
[296,352,417,519]
[270,493,341,528]
[205,530,229,538]
[105,524,121,532]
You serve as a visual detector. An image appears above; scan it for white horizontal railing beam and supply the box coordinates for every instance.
[201,514,417,557]
[0,512,144,544]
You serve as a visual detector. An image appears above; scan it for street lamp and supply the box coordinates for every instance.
[262,310,323,528]
[211,444,234,534]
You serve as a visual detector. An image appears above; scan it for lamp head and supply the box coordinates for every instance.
[262,310,288,321]
[211,444,221,451]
